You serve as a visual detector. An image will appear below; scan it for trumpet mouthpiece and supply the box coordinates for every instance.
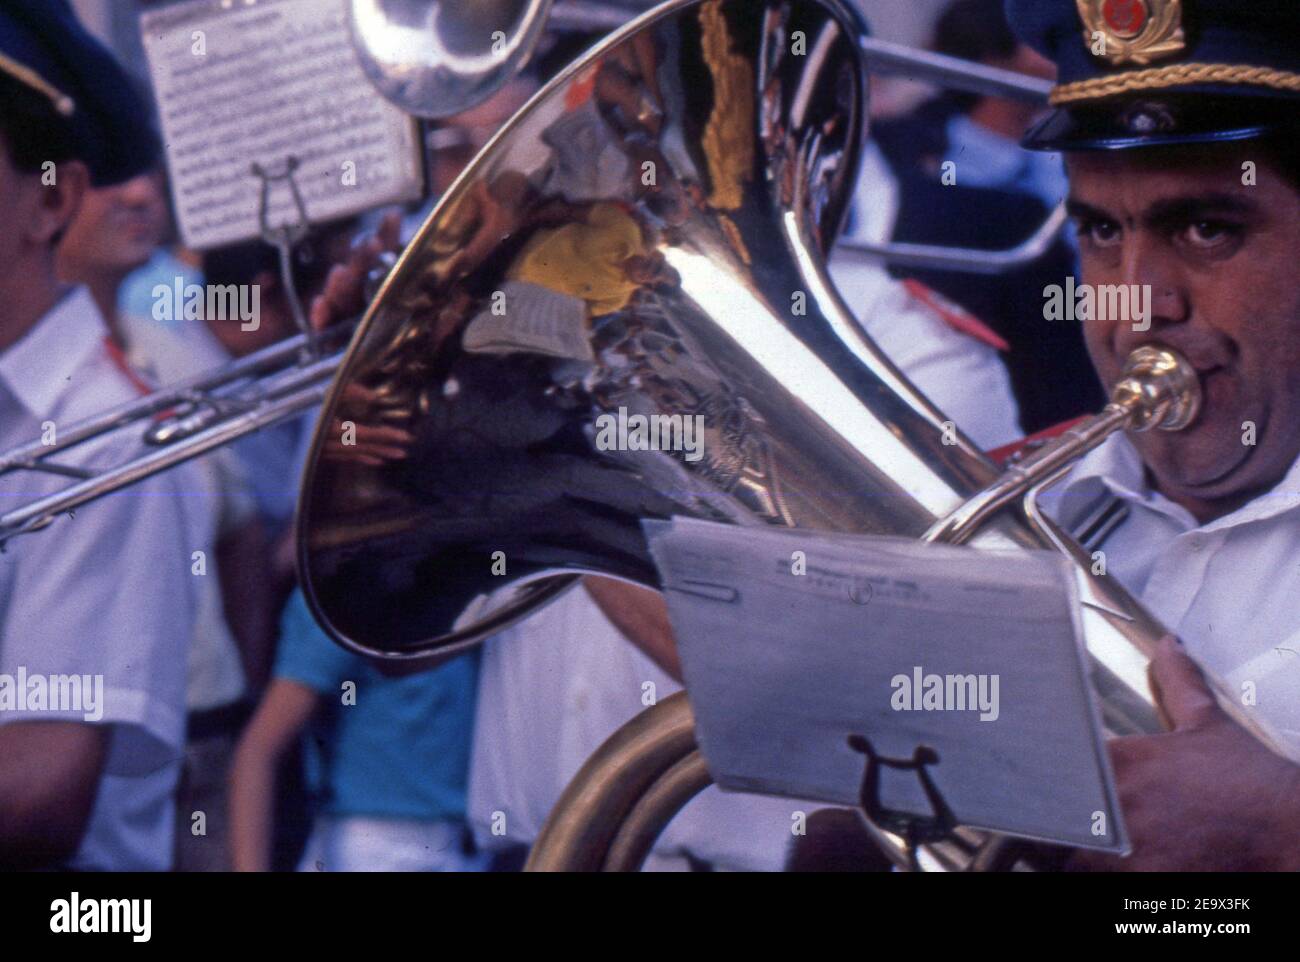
[1112,346,1203,433]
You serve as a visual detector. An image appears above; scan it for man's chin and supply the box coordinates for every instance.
[1135,426,1255,497]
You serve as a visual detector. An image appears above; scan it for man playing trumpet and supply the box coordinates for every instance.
[586,0,1300,871]
[1008,0,1300,870]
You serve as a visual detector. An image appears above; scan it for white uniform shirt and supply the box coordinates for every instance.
[1042,434,1300,751]
[119,313,253,713]
[0,287,196,870]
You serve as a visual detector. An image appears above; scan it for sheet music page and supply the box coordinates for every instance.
[140,0,424,249]
[645,517,1128,853]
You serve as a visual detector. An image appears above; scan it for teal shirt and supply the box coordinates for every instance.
[275,590,479,821]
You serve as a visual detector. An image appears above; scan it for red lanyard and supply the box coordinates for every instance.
[101,336,155,398]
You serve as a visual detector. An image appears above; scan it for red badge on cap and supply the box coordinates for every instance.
[1102,0,1148,38]
[1078,0,1186,66]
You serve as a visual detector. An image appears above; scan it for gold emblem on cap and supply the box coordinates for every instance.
[1077,0,1187,66]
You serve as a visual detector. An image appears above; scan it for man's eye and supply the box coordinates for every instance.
[1077,219,1122,248]
[1182,220,1238,249]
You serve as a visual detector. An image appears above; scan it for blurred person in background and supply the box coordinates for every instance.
[876,0,1066,205]
[57,168,232,381]
[0,0,195,871]
[118,241,204,332]
[222,63,530,872]
[871,0,1103,433]
[229,207,479,872]
[200,225,361,564]
[58,167,278,871]
[229,593,484,872]
[219,77,534,875]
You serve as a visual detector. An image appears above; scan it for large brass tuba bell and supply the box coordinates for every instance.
[299,0,883,658]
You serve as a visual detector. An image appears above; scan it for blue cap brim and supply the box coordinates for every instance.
[1022,92,1300,151]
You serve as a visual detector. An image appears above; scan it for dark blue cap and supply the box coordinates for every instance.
[0,0,159,185]
[1006,0,1300,151]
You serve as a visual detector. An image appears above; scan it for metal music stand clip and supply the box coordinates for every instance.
[847,733,958,871]
[250,157,315,359]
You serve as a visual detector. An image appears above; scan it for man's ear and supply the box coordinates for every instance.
[30,159,89,246]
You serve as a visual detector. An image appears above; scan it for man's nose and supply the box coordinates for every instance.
[1122,233,1189,330]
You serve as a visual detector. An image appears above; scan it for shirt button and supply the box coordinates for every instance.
[1188,535,1206,552]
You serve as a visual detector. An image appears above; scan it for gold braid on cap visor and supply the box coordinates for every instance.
[1051,62,1300,105]
[0,51,75,115]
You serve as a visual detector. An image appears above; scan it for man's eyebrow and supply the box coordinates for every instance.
[1066,193,1261,224]
[1142,193,1261,225]
[1065,198,1112,221]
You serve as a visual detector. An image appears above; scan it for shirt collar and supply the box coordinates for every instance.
[0,286,108,419]
[1051,431,1300,533]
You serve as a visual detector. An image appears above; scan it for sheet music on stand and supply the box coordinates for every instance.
[140,0,425,250]
[645,517,1129,854]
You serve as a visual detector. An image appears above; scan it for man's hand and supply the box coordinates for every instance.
[1069,636,1300,871]
[308,211,403,333]
[0,722,107,869]
[582,577,682,682]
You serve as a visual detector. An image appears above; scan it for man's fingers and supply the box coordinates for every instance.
[339,383,384,405]
[322,442,407,463]
[309,296,332,333]
[1148,635,1219,731]
[334,447,408,461]
[308,264,358,332]
[335,259,366,306]
[305,216,406,334]
[353,425,415,445]
[321,418,413,463]
[326,418,414,445]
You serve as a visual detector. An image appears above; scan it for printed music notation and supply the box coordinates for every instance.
[141,0,424,249]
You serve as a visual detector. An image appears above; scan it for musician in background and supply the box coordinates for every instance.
[876,0,1066,209]
[57,168,278,871]
[869,0,1103,433]
[201,225,362,552]
[226,74,522,869]
[0,0,195,870]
